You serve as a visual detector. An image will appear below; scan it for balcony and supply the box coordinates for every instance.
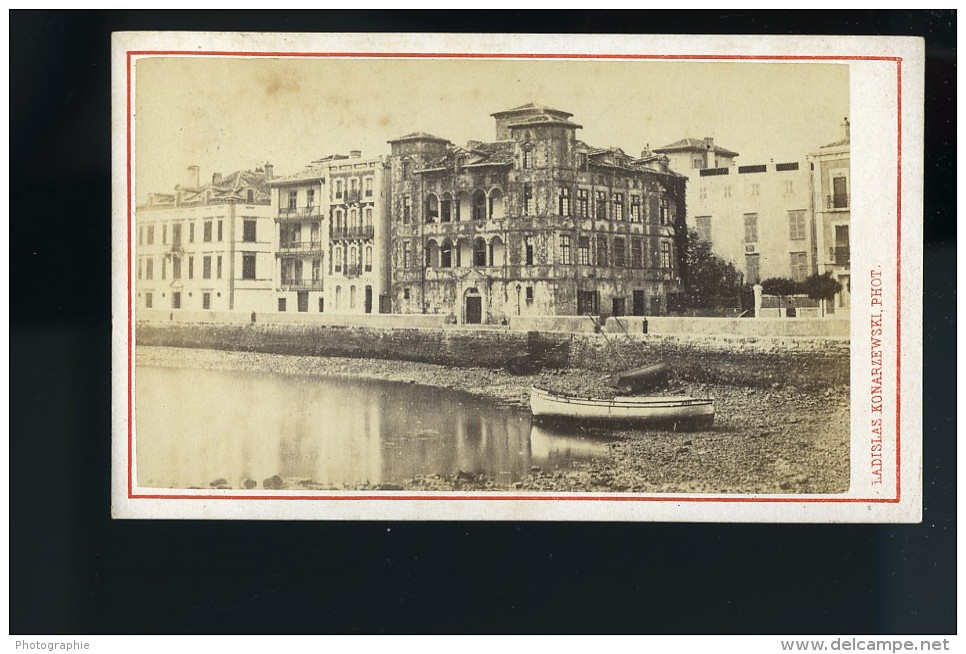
[335,264,369,278]
[279,278,324,291]
[331,225,374,240]
[277,206,324,221]
[826,194,850,210]
[830,246,850,266]
[277,240,324,255]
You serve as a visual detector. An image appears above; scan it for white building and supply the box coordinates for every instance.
[136,165,276,313]
[808,120,851,312]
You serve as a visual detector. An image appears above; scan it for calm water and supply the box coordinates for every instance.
[135,366,612,489]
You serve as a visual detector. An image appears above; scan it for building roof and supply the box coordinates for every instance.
[819,138,850,149]
[653,137,739,157]
[141,167,272,208]
[387,131,451,144]
[491,103,574,119]
[508,114,583,130]
[419,140,515,172]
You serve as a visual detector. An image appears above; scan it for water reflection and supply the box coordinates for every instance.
[135,366,611,489]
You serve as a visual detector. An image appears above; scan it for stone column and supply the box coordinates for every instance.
[753,283,763,318]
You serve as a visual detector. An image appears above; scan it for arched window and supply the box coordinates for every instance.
[334,246,344,273]
[472,190,487,221]
[425,195,439,223]
[489,188,505,220]
[441,193,453,223]
[441,240,453,268]
[334,209,345,235]
[364,207,373,228]
[349,208,358,231]
[364,246,372,272]
[349,246,359,274]
[522,147,534,169]
[473,238,487,267]
[335,285,341,309]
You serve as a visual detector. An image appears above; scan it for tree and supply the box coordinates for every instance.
[680,229,746,309]
[760,277,803,316]
[802,271,844,316]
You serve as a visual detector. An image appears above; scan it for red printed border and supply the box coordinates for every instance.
[126,50,904,505]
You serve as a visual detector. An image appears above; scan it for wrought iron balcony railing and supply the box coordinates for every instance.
[826,194,850,210]
[330,225,374,239]
[277,206,324,221]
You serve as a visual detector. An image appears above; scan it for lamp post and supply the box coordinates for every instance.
[515,283,521,316]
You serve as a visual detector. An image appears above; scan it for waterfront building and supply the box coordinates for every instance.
[269,151,391,314]
[808,120,851,312]
[135,165,275,313]
[386,104,685,324]
[655,137,817,285]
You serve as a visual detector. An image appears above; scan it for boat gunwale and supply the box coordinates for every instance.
[530,386,714,408]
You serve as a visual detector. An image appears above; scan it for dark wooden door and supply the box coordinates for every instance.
[465,296,482,324]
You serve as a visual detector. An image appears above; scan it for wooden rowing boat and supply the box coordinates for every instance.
[529,386,715,430]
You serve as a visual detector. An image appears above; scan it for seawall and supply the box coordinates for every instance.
[136,318,849,390]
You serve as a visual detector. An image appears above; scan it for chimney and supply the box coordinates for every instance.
[212,172,223,186]
[264,163,274,179]
[187,165,200,188]
[349,150,362,159]
[704,137,714,150]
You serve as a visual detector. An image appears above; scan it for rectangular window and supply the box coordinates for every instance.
[145,292,153,308]
[559,188,571,216]
[217,255,223,279]
[278,298,287,312]
[523,185,534,216]
[832,176,848,208]
[522,149,533,169]
[596,235,608,267]
[172,223,182,247]
[613,193,624,221]
[596,191,607,220]
[577,237,590,265]
[312,258,321,282]
[402,196,411,224]
[659,197,669,225]
[738,164,767,174]
[525,237,534,266]
[161,257,166,280]
[171,292,181,309]
[660,242,672,269]
[613,238,626,267]
[307,189,315,207]
[147,225,155,244]
[788,210,807,240]
[693,157,704,169]
[402,241,411,269]
[403,288,411,300]
[336,180,344,199]
[203,256,211,279]
[749,183,761,197]
[217,220,223,241]
[188,256,194,279]
[630,197,641,223]
[577,189,589,218]
[138,226,143,246]
[723,186,732,198]
[631,238,643,268]
[202,292,211,310]
[525,286,534,302]
[189,222,195,243]
[696,215,712,243]
[776,162,800,171]
[243,219,257,242]
[288,190,298,209]
[365,177,373,197]
[162,224,167,245]
[203,221,212,242]
[137,258,143,280]
[743,213,759,243]
[242,253,256,280]
[145,258,153,280]
[172,255,181,279]
[790,252,809,283]
[559,235,572,264]
[784,180,794,195]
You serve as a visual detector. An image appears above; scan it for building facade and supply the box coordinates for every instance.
[387,104,684,324]
[135,165,275,313]
[655,137,817,285]
[808,122,851,312]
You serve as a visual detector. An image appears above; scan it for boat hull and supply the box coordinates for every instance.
[529,387,714,430]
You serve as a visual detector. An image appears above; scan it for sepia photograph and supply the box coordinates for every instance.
[112,32,923,521]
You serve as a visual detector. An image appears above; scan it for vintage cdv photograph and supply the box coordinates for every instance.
[112,32,923,521]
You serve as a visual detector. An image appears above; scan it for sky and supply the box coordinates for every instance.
[134,56,849,201]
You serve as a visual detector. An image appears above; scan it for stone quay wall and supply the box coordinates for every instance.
[136,316,849,391]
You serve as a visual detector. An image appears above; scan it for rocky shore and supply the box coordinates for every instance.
[136,345,850,495]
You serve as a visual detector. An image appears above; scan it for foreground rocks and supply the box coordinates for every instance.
[137,346,850,495]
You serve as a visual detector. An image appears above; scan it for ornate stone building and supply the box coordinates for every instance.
[386,104,685,324]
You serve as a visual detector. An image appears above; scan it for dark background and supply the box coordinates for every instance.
[10,11,956,634]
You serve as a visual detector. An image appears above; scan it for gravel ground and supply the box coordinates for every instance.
[136,346,850,495]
